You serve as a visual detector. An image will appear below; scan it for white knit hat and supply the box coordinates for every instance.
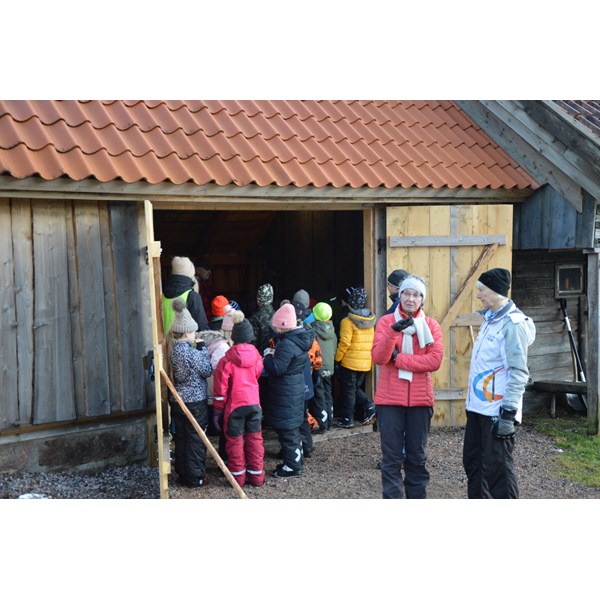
[399,276,427,301]
[171,256,195,279]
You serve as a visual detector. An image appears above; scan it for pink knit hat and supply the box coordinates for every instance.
[221,304,234,331]
[271,303,297,330]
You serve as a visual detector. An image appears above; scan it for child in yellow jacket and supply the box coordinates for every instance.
[334,287,376,428]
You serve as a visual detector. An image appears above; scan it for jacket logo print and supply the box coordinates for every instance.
[472,367,505,403]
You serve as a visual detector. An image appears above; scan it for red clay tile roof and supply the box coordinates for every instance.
[0,100,536,190]
[555,100,600,137]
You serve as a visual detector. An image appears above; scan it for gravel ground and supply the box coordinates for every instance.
[1,417,599,500]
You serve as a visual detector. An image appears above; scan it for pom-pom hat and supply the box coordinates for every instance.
[478,268,511,297]
[231,311,255,344]
[169,298,198,333]
[271,303,298,330]
[221,304,235,331]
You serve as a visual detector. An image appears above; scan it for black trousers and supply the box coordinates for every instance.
[321,375,334,428]
[170,400,208,486]
[274,427,303,473]
[309,374,329,430]
[378,404,433,499]
[463,410,519,499]
[338,365,372,421]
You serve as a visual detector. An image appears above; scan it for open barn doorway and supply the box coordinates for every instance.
[153,209,365,320]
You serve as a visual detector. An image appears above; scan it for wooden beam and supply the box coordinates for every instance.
[452,312,484,327]
[390,234,506,247]
[495,101,600,199]
[526,101,600,177]
[440,243,498,332]
[434,388,466,401]
[0,175,533,202]
[457,101,583,212]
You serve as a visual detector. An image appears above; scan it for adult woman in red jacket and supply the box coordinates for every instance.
[371,276,443,499]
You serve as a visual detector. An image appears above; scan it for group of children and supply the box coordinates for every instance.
[163,256,380,486]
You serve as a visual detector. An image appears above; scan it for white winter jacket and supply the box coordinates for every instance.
[465,301,536,422]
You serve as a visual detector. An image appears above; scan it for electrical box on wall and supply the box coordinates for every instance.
[555,263,585,298]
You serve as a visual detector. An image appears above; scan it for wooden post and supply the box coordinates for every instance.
[363,208,378,401]
[586,250,599,435]
[144,201,170,498]
[160,369,248,499]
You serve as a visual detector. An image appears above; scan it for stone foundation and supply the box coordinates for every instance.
[0,417,148,473]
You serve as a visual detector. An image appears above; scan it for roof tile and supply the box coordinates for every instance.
[0,100,538,190]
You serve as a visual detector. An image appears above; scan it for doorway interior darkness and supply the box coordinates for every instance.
[153,209,364,314]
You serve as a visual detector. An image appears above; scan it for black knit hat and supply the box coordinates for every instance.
[478,268,511,297]
[348,287,367,309]
[231,317,256,344]
[387,269,409,288]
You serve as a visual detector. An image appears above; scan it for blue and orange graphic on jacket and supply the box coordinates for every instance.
[472,367,504,402]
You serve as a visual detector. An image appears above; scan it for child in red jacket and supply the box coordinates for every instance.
[212,311,265,487]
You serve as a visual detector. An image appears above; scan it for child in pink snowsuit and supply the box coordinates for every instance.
[212,311,266,487]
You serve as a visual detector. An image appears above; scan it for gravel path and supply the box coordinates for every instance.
[1,420,599,500]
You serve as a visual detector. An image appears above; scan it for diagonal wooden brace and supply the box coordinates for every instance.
[440,243,499,333]
[160,369,248,499]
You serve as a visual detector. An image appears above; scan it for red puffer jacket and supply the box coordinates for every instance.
[371,309,443,407]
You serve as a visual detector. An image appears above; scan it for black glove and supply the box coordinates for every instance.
[391,317,414,332]
[491,408,517,439]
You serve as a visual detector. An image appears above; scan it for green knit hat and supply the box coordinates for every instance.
[313,302,332,322]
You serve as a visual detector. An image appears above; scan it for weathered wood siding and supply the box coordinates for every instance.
[386,204,513,427]
[513,186,596,250]
[512,249,584,382]
[0,198,149,431]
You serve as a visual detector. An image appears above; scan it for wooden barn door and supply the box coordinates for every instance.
[144,200,170,499]
[386,204,513,426]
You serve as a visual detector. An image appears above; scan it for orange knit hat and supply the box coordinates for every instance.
[211,295,229,317]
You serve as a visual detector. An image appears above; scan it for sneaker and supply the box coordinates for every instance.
[272,464,301,478]
[362,408,376,426]
[335,418,354,429]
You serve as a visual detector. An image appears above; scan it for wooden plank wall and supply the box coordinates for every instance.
[386,204,513,427]
[512,249,583,382]
[513,186,596,250]
[0,198,148,432]
[0,199,19,429]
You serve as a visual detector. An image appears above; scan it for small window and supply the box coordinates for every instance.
[555,263,584,298]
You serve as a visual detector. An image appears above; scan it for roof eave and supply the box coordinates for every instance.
[0,175,534,207]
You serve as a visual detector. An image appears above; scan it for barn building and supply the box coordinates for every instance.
[0,100,597,491]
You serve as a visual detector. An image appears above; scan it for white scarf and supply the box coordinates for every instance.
[393,305,434,381]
